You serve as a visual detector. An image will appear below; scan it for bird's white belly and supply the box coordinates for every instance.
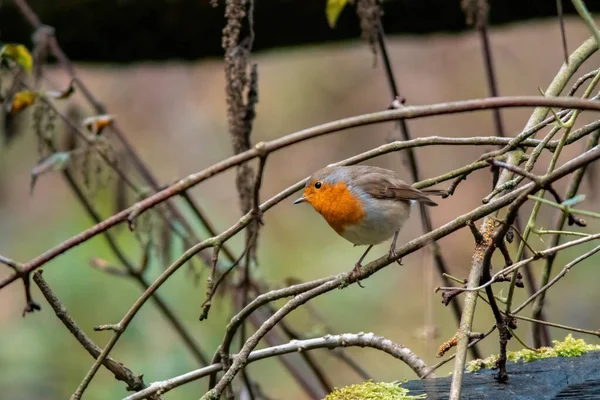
[340,200,411,245]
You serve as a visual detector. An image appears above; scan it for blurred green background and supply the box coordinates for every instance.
[2,7,600,400]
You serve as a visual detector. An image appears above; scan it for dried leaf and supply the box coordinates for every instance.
[326,0,348,28]
[89,257,110,270]
[9,90,37,114]
[83,114,115,136]
[30,152,71,193]
[89,257,127,276]
[1,44,33,73]
[45,79,75,99]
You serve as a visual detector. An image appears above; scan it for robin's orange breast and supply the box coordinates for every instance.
[309,182,365,234]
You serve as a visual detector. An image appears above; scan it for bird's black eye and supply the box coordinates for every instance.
[314,181,322,189]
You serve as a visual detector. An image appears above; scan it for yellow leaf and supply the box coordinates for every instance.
[10,90,38,114]
[1,44,33,73]
[326,0,348,28]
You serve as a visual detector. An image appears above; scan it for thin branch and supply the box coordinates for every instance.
[199,245,222,321]
[0,254,21,271]
[247,308,330,398]
[557,0,569,65]
[490,159,587,227]
[512,243,600,314]
[477,12,505,138]
[439,232,600,293]
[41,122,209,364]
[125,333,430,400]
[31,271,159,399]
[421,326,496,379]
[567,69,599,96]
[511,314,600,337]
[532,127,600,339]
[199,238,253,321]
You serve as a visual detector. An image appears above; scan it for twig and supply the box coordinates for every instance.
[533,228,591,237]
[476,36,597,164]
[443,173,469,198]
[513,244,600,314]
[510,314,600,337]
[31,271,160,398]
[557,0,569,65]
[0,254,21,271]
[199,237,254,321]
[467,221,485,244]
[532,128,600,336]
[439,232,600,293]
[492,218,539,257]
[421,326,496,379]
[491,160,587,227]
[41,123,209,364]
[247,308,331,397]
[476,6,505,139]
[199,245,222,321]
[218,277,336,367]
[529,195,600,220]
[567,69,599,96]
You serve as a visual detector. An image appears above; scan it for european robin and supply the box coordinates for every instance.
[293,165,445,275]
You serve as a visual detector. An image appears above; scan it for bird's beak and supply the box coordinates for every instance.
[293,196,307,204]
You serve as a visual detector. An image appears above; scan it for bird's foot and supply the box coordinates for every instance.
[388,247,403,266]
[350,263,365,288]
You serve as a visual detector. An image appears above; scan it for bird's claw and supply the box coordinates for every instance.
[389,248,403,266]
[350,263,365,288]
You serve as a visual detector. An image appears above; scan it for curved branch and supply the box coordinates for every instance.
[122,333,429,400]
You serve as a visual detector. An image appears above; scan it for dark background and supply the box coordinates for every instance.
[2,0,600,62]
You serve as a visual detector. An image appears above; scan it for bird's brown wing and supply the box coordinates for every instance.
[351,167,439,206]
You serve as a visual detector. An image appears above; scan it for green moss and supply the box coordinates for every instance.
[324,380,426,400]
[466,334,600,373]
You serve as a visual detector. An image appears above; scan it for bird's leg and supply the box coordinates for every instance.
[353,245,373,272]
[350,245,373,288]
[388,230,403,266]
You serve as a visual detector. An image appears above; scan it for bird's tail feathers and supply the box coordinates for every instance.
[417,189,448,206]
